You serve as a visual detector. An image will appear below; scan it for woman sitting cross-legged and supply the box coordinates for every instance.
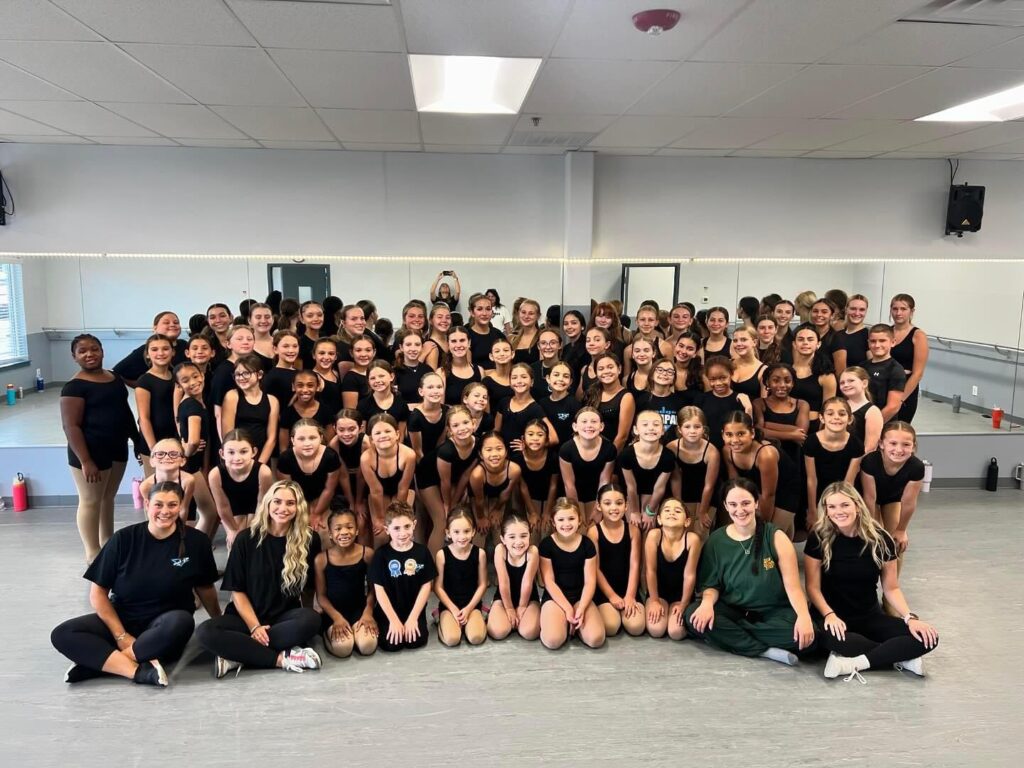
[50,481,221,687]
[196,480,323,677]
[805,481,938,682]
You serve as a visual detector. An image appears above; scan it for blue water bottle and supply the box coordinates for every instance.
[35,368,44,392]
[6,384,15,406]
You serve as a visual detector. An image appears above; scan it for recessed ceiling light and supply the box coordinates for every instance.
[917,81,1024,122]
[409,55,541,114]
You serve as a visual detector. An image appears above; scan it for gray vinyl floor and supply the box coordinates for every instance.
[3,489,1021,767]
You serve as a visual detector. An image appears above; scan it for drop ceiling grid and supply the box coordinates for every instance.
[0,0,1021,156]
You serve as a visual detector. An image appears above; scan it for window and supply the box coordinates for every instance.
[0,263,29,367]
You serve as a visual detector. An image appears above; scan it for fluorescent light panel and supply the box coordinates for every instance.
[409,55,541,114]
[917,81,1024,122]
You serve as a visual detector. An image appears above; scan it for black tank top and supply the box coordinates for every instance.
[701,391,742,449]
[442,545,481,607]
[850,402,871,445]
[219,461,262,517]
[444,366,481,406]
[891,327,918,375]
[373,452,404,497]
[502,551,540,605]
[674,441,709,504]
[656,533,688,604]
[732,365,765,401]
[702,337,731,359]
[595,523,631,601]
[760,400,804,465]
[598,389,629,444]
[731,443,800,513]
[335,439,363,474]
[482,462,511,499]
[324,547,368,624]
[234,391,271,452]
[791,371,824,414]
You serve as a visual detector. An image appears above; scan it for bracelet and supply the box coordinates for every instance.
[249,624,263,636]
[822,611,835,620]
[114,631,128,642]
[643,505,657,517]
[903,612,919,625]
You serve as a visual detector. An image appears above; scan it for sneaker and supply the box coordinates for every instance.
[281,647,322,673]
[894,657,925,677]
[214,656,243,679]
[132,660,168,687]
[824,652,866,683]
[64,663,103,684]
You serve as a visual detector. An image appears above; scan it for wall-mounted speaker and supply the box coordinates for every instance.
[945,184,984,237]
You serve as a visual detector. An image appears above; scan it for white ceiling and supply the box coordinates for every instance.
[1,0,1024,158]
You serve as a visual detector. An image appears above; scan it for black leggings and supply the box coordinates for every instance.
[897,386,919,423]
[376,611,429,653]
[51,610,195,671]
[195,609,319,669]
[819,609,935,669]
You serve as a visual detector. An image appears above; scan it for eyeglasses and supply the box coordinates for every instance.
[151,451,182,460]
[234,371,255,381]
[654,367,676,375]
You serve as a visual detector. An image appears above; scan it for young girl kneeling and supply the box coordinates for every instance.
[314,508,378,658]
[434,508,488,647]
[488,512,541,641]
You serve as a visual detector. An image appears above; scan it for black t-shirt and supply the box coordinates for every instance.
[513,450,560,501]
[61,375,136,469]
[436,439,478,487]
[558,438,617,503]
[408,407,448,454]
[540,395,581,445]
[135,372,178,449]
[84,521,218,625]
[805,530,897,619]
[279,401,335,433]
[209,359,238,408]
[860,451,925,505]
[803,432,864,501]
[113,342,188,383]
[357,394,410,427]
[341,370,369,400]
[277,448,342,505]
[395,363,431,405]
[177,396,209,473]
[221,528,321,624]
[645,391,695,441]
[263,368,297,411]
[369,542,437,620]
[539,535,596,604]
[497,398,545,447]
[618,444,675,496]
[468,326,506,369]
[863,358,906,411]
[840,328,869,368]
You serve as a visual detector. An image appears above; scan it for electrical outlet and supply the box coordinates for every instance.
[972,385,979,396]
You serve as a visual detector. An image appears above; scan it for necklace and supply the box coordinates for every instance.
[740,538,753,556]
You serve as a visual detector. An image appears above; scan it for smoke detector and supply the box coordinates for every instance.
[632,9,681,35]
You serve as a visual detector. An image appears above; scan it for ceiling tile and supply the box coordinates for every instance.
[875,151,952,159]
[1,101,157,136]
[317,109,419,144]
[0,60,77,101]
[0,108,70,135]
[502,145,567,154]
[954,36,1024,68]
[748,119,900,150]
[802,150,879,158]
[270,50,414,109]
[825,21,1022,67]
[693,0,924,64]
[728,65,931,119]
[825,120,985,152]
[419,114,516,145]
[423,145,503,154]
[124,44,304,106]
[0,41,190,102]
[51,0,254,45]
[99,102,246,139]
[591,146,657,155]
[342,142,421,152]
[829,67,1024,120]
[628,62,803,116]
[954,152,1024,160]
[669,117,792,149]
[227,0,402,51]
[973,136,1024,154]
[84,136,178,145]
[901,122,1024,153]
[259,140,342,150]
[513,114,615,133]
[729,149,804,157]
[211,106,332,141]
[523,59,676,114]
[175,138,261,148]
[589,116,701,147]
[0,134,92,143]
[552,0,748,61]
[0,0,101,41]
[654,148,732,156]
[402,0,572,57]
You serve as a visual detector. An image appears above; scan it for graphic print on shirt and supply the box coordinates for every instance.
[388,558,426,577]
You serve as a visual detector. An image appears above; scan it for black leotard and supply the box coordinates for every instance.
[655,532,688,604]
[618,444,674,496]
[598,389,630,444]
[481,462,511,499]
[732,365,765,401]
[841,328,869,368]
[702,337,731,359]
[850,402,873,446]
[497,398,545,447]
[61,375,135,469]
[558,438,617,504]
[373,451,405,497]
[322,546,369,626]
[278,448,342,507]
[760,399,805,466]
[539,395,580,445]
[176,396,209,473]
[803,432,864,503]
[316,374,343,415]
[513,451,559,502]
[136,372,177,455]
[262,368,297,411]
[483,377,513,409]
[731,443,800,513]
[340,370,369,402]
[441,545,482,608]
[357,394,410,427]
[233,390,271,453]
[594,522,631,605]
[409,407,447,489]
[218,461,263,517]
[436,439,477,493]
[674,441,710,505]
[792,371,825,415]
[539,535,597,604]
[859,451,925,505]
[444,367,481,406]
[699,391,743,450]
[395,363,430,405]
[495,550,540,606]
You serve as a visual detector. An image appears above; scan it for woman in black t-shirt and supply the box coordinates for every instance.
[196,481,323,676]
[61,334,138,563]
[805,482,938,680]
[859,421,925,560]
[51,482,220,687]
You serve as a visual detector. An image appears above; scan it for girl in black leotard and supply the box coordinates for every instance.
[838,367,882,453]
[488,511,541,641]
[586,352,635,452]
[340,335,376,410]
[513,419,560,533]
[495,363,556,450]
[540,361,581,446]
[140,437,218,537]
[558,407,616,523]
[587,484,644,637]
[624,336,657,403]
[644,498,702,640]
[311,337,343,416]
[701,307,732,360]
[222,354,279,465]
[421,303,452,371]
[482,337,515,408]
[509,298,541,365]
[394,329,432,406]
[278,369,335,450]
[297,300,324,370]
[755,315,782,366]
[441,326,484,407]
[619,410,673,531]
[262,330,300,412]
[329,409,369,542]
[836,295,870,375]
[434,508,488,647]
[672,332,704,396]
[357,360,410,442]
[890,294,929,424]
[135,334,177,474]
[208,429,274,547]
[360,413,416,548]
[435,405,479,517]
[469,433,523,543]
[731,327,766,402]
[803,397,863,527]
[810,298,842,372]
[314,508,378,658]
[791,323,836,429]
[667,405,720,537]
[753,363,809,468]
[461,381,494,439]
[409,372,449,555]
[277,418,341,530]
[701,356,752,450]
[578,327,612,397]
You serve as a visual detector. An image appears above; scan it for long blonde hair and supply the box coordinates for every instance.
[812,481,890,571]
[250,480,312,595]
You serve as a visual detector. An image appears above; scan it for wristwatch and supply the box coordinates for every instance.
[902,612,919,625]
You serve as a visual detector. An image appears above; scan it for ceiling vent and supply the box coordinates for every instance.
[901,0,1024,27]
[507,131,599,148]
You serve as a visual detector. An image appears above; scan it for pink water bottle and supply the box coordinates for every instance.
[131,477,144,510]
[992,406,1004,430]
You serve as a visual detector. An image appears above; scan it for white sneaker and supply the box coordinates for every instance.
[894,657,925,677]
[281,646,322,673]
[824,652,866,683]
[214,656,242,679]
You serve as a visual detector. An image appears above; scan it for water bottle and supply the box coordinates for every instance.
[35,368,44,392]
[985,457,999,492]
[5,384,15,406]
[952,394,961,413]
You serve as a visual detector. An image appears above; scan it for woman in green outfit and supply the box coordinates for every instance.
[685,478,815,665]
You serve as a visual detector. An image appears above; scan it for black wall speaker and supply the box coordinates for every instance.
[945,184,984,237]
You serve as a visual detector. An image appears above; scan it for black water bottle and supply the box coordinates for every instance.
[985,457,999,492]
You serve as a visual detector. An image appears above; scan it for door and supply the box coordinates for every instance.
[621,263,679,318]
[267,263,331,303]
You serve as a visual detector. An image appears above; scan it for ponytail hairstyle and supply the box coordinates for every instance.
[880,420,917,453]
[278,298,300,332]
[676,405,708,440]
[720,477,765,575]
[272,328,300,347]
[366,412,400,439]
[251,480,312,594]
[500,509,532,536]
[367,359,396,393]
[522,417,550,450]
[841,365,873,402]
[820,396,852,422]
[221,428,256,450]
[149,481,188,558]
[510,361,535,387]
[812,481,889,572]
[704,355,734,384]
[706,307,731,338]
[143,333,174,365]
[550,496,583,527]
[290,417,325,441]
[596,482,626,503]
